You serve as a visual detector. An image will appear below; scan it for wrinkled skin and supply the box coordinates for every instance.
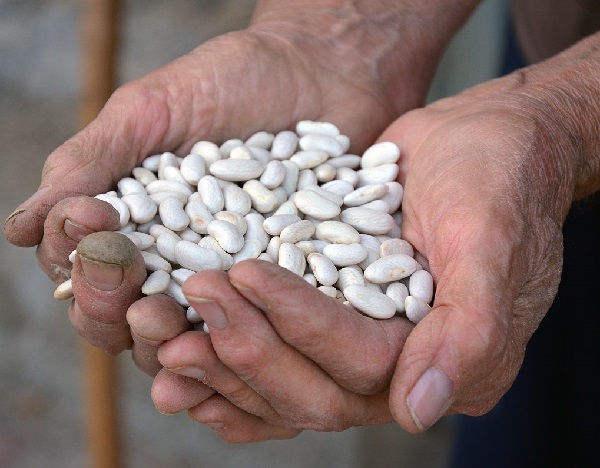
[5,3,596,444]
[146,71,572,441]
[3,7,447,440]
[3,15,437,344]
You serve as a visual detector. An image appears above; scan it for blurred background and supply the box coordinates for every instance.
[0,0,509,466]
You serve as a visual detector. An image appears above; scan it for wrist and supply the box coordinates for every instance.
[250,0,481,114]
[510,32,600,210]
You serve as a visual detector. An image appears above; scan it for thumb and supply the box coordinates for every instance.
[3,94,149,247]
[389,218,522,433]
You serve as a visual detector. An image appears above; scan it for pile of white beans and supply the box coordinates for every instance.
[61,121,434,325]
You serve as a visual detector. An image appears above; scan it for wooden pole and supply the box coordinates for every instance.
[79,1,122,467]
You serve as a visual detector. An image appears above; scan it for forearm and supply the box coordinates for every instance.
[505,32,600,220]
[251,0,482,112]
[530,32,600,201]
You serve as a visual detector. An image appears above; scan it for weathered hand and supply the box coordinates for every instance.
[150,33,600,439]
[4,2,442,356]
[152,260,413,443]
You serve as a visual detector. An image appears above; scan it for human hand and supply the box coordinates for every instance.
[4,0,460,356]
[148,33,600,440]
[149,260,414,442]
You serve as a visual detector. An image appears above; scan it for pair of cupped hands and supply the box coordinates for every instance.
[3,24,571,443]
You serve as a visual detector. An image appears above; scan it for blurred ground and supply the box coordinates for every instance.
[0,1,507,467]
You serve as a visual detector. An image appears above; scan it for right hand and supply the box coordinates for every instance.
[3,3,449,362]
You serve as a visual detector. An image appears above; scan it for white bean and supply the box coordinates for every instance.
[386,281,408,313]
[278,242,306,276]
[343,284,396,319]
[340,207,395,235]
[207,219,244,254]
[159,197,189,232]
[198,175,224,214]
[209,158,265,181]
[260,160,287,189]
[245,131,274,149]
[190,140,221,165]
[132,167,158,186]
[363,254,419,283]
[293,189,341,220]
[315,220,361,245]
[121,194,157,224]
[95,193,130,227]
[271,131,298,160]
[322,243,368,267]
[263,214,301,236]
[179,153,206,185]
[408,269,434,303]
[280,220,316,244]
[296,120,340,137]
[219,139,244,157]
[171,268,195,286]
[198,236,234,270]
[222,183,252,216]
[291,150,329,169]
[360,142,400,168]
[175,241,223,272]
[307,253,339,287]
[405,296,432,324]
[299,134,345,157]
[142,270,171,295]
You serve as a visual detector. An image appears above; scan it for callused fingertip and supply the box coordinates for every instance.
[3,208,37,247]
[406,367,453,431]
[77,231,138,268]
[76,232,136,291]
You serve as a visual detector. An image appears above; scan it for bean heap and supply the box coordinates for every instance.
[56,121,434,325]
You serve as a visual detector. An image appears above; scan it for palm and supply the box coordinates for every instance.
[378,95,565,424]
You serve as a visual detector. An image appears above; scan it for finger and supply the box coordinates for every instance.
[183,270,394,431]
[3,113,139,248]
[227,260,414,395]
[36,196,121,284]
[158,330,283,426]
[69,231,147,354]
[127,295,192,376]
[151,368,216,415]
[188,395,300,443]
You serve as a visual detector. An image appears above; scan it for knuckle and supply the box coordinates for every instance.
[289,395,348,432]
[219,336,270,381]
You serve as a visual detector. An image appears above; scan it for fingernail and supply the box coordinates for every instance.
[407,367,453,431]
[230,281,268,310]
[188,297,227,330]
[64,219,94,241]
[207,422,225,431]
[4,208,26,226]
[169,366,205,381]
[80,257,123,291]
[5,188,51,226]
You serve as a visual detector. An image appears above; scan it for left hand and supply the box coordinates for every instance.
[145,260,414,443]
